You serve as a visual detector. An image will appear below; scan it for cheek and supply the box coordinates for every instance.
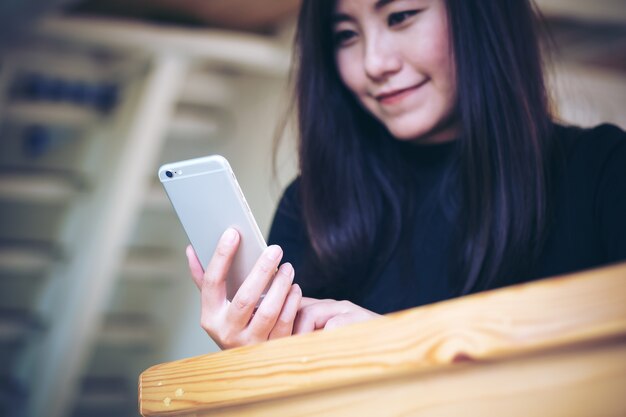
[426,48,456,108]
[425,14,456,96]
[335,51,364,96]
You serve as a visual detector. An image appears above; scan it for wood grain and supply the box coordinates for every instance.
[189,339,626,417]
[138,262,626,416]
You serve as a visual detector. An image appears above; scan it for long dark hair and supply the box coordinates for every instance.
[293,0,554,298]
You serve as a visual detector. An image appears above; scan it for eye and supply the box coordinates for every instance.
[387,10,419,27]
[333,29,358,47]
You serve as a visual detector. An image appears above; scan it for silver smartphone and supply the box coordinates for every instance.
[158,155,267,300]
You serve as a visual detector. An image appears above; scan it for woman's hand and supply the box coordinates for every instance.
[186,228,302,349]
[294,298,380,334]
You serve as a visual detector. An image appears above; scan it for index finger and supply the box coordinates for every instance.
[227,245,283,328]
[202,228,240,311]
[186,245,204,290]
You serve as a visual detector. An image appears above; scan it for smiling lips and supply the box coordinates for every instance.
[375,79,428,105]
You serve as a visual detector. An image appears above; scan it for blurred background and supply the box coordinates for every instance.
[0,0,624,416]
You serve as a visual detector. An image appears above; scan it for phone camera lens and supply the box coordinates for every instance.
[165,170,173,178]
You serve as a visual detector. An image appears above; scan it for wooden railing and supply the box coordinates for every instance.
[139,263,626,417]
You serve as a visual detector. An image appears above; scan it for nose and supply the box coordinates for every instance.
[363,34,402,81]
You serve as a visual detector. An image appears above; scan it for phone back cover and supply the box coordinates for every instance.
[159,156,267,299]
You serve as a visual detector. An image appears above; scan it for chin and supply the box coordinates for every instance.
[386,115,459,144]
[388,124,438,143]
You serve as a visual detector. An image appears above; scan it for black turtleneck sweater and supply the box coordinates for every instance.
[267,123,626,314]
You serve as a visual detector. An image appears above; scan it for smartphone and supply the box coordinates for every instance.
[158,155,267,300]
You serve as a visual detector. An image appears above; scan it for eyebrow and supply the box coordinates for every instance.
[374,0,398,9]
[332,0,399,24]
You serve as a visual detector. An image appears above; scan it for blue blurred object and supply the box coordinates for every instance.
[23,73,48,101]
[13,72,119,112]
[46,77,65,102]
[81,83,101,109]
[18,73,35,98]
[67,81,89,105]
[22,125,72,158]
[23,125,50,157]
[96,83,119,112]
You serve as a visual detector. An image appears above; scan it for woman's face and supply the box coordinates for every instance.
[333,0,459,144]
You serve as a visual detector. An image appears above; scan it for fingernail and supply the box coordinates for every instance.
[265,245,282,261]
[281,262,294,278]
[293,283,301,294]
[222,228,237,244]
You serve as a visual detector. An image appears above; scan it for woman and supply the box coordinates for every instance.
[187,0,626,349]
